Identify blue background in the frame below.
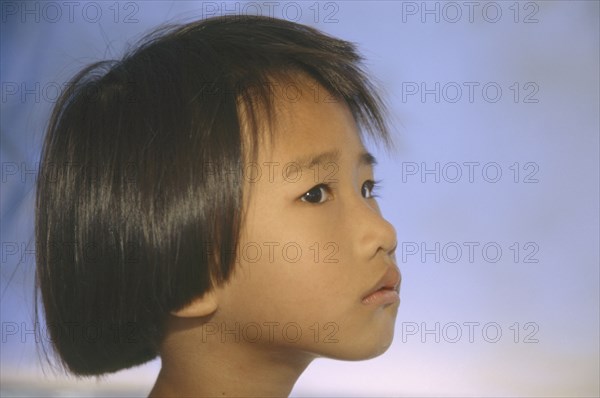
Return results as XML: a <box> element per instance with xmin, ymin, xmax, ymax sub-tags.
<box><xmin>1</xmin><ymin>1</ymin><xmax>598</xmax><ymax>396</ymax></box>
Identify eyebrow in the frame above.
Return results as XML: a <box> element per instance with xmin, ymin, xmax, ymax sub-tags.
<box><xmin>291</xmin><ymin>149</ymin><xmax>377</xmax><ymax>171</ymax></box>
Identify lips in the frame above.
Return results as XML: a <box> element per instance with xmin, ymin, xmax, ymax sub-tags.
<box><xmin>361</xmin><ymin>266</ymin><xmax>401</xmax><ymax>305</ymax></box>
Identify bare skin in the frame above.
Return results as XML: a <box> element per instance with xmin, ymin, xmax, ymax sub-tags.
<box><xmin>149</xmin><ymin>77</ymin><xmax>400</xmax><ymax>397</ymax></box>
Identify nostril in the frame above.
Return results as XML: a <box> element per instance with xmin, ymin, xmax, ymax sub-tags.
<box><xmin>390</xmin><ymin>240</ymin><xmax>398</xmax><ymax>256</ymax></box>
<box><xmin>386</xmin><ymin>240</ymin><xmax>398</xmax><ymax>261</ymax></box>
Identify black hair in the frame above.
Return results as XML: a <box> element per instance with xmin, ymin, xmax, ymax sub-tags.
<box><xmin>35</xmin><ymin>14</ymin><xmax>393</xmax><ymax>376</ymax></box>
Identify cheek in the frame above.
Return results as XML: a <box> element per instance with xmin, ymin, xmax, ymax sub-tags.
<box><xmin>219</xmin><ymin>257</ymin><xmax>398</xmax><ymax>360</ymax></box>
<box><xmin>214</xmin><ymin>211</ymin><xmax>399</xmax><ymax>360</ymax></box>
<box><xmin>221</xmin><ymin>216</ymin><xmax>353</xmax><ymax>320</ymax></box>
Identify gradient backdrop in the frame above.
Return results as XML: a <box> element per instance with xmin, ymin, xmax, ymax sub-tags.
<box><xmin>1</xmin><ymin>1</ymin><xmax>598</xmax><ymax>396</ymax></box>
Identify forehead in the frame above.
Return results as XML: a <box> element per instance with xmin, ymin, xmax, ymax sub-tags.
<box><xmin>258</xmin><ymin>76</ymin><xmax>367</xmax><ymax>163</ymax></box>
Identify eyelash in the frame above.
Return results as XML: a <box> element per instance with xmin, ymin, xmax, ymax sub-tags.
<box><xmin>365</xmin><ymin>179</ymin><xmax>382</xmax><ymax>199</ymax></box>
<box><xmin>300</xmin><ymin>179</ymin><xmax>382</xmax><ymax>204</ymax></box>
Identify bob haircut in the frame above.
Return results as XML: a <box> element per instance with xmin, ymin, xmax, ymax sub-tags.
<box><xmin>35</xmin><ymin>14</ymin><xmax>392</xmax><ymax>376</ymax></box>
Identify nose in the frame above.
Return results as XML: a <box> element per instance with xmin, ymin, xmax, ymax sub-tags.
<box><xmin>350</xmin><ymin>198</ymin><xmax>398</xmax><ymax>262</ymax></box>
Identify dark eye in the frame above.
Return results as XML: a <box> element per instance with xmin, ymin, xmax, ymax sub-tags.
<box><xmin>362</xmin><ymin>180</ymin><xmax>381</xmax><ymax>199</ymax></box>
<box><xmin>300</xmin><ymin>184</ymin><xmax>331</xmax><ymax>204</ymax></box>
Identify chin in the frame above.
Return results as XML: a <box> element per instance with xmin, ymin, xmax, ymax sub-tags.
<box><xmin>314</xmin><ymin>310</ymin><xmax>399</xmax><ymax>361</ymax></box>
<box><xmin>320</xmin><ymin>334</ymin><xmax>396</xmax><ymax>361</ymax></box>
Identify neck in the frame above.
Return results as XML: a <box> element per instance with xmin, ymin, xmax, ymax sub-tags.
<box><xmin>148</xmin><ymin>324</ymin><xmax>315</xmax><ymax>397</ymax></box>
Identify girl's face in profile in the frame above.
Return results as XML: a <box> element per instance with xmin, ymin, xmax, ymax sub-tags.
<box><xmin>209</xmin><ymin>78</ymin><xmax>400</xmax><ymax>361</ymax></box>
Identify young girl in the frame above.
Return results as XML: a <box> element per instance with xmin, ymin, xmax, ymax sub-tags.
<box><xmin>35</xmin><ymin>14</ymin><xmax>401</xmax><ymax>396</ymax></box>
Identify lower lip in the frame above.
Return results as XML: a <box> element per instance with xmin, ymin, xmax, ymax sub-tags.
<box><xmin>361</xmin><ymin>288</ymin><xmax>400</xmax><ymax>306</ymax></box>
